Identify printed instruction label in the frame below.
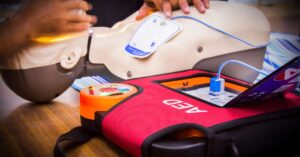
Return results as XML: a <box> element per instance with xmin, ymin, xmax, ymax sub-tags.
<box><xmin>124</xmin><ymin>13</ymin><xmax>182</xmax><ymax>58</ymax></box>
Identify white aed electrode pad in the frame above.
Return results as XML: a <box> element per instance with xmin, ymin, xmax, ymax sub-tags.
<box><xmin>123</xmin><ymin>14</ymin><xmax>182</xmax><ymax>58</ymax></box>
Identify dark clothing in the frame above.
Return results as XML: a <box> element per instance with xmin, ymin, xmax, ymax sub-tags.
<box><xmin>88</xmin><ymin>0</ymin><xmax>143</xmax><ymax>27</ymax></box>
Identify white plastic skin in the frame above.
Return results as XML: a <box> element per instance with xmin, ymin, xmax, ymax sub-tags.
<box><xmin>89</xmin><ymin>1</ymin><xmax>270</xmax><ymax>79</ymax></box>
<box><xmin>0</xmin><ymin>31</ymin><xmax>90</xmax><ymax>70</ymax></box>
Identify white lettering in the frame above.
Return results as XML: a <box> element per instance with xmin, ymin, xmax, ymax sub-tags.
<box><xmin>186</xmin><ymin>107</ymin><xmax>208</xmax><ymax>113</ymax></box>
<box><xmin>163</xmin><ymin>99</ymin><xmax>183</xmax><ymax>105</ymax></box>
<box><xmin>163</xmin><ymin>99</ymin><xmax>208</xmax><ymax>114</ymax></box>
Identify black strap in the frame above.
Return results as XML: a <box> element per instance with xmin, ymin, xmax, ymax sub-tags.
<box><xmin>228</xmin><ymin>142</ymin><xmax>241</xmax><ymax>157</ymax></box>
<box><xmin>54</xmin><ymin>126</ymin><xmax>98</xmax><ymax>157</ymax></box>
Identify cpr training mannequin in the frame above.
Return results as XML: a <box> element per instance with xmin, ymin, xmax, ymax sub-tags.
<box><xmin>0</xmin><ymin>1</ymin><xmax>270</xmax><ymax>102</ymax></box>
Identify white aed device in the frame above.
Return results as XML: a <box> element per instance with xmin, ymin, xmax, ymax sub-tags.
<box><xmin>123</xmin><ymin>14</ymin><xmax>182</xmax><ymax>58</ymax></box>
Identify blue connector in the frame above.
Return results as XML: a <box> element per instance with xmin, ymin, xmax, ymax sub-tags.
<box><xmin>209</xmin><ymin>77</ymin><xmax>225</xmax><ymax>96</ymax></box>
<box><xmin>209</xmin><ymin>60</ymin><xmax>269</xmax><ymax>96</ymax></box>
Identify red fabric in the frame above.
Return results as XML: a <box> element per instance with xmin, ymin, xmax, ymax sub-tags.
<box><xmin>101</xmin><ymin>70</ymin><xmax>300</xmax><ymax>157</ymax></box>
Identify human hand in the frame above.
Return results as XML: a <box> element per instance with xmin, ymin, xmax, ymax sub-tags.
<box><xmin>14</xmin><ymin>0</ymin><xmax>97</xmax><ymax>38</ymax></box>
<box><xmin>136</xmin><ymin>0</ymin><xmax>210</xmax><ymax>20</ymax></box>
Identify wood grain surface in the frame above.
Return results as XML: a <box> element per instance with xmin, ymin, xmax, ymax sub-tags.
<box><xmin>0</xmin><ymin>78</ymin><xmax>130</xmax><ymax>157</ymax></box>
<box><xmin>0</xmin><ymin>1</ymin><xmax>299</xmax><ymax>157</ymax></box>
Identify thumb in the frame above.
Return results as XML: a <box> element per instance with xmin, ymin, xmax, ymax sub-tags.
<box><xmin>136</xmin><ymin>3</ymin><xmax>153</xmax><ymax>21</ymax></box>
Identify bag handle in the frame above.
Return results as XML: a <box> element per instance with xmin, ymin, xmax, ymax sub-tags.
<box><xmin>54</xmin><ymin>126</ymin><xmax>98</xmax><ymax>157</ymax></box>
<box><xmin>228</xmin><ymin>142</ymin><xmax>241</xmax><ymax>157</ymax></box>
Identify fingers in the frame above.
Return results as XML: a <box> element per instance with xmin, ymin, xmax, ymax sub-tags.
<box><xmin>178</xmin><ymin>0</ymin><xmax>190</xmax><ymax>14</ymax></box>
<box><xmin>169</xmin><ymin>0</ymin><xmax>178</xmax><ymax>8</ymax></box>
<box><xmin>65</xmin><ymin>0</ymin><xmax>92</xmax><ymax>11</ymax></box>
<box><xmin>50</xmin><ymin>21</ymin><xmax>92</xmax><ymax>35</ymax></box>
<box><xmin>136</xmin><ymin>3</ymin><xmax>153</xmax><ymax>20</ymax></box>
<box><xmin>151</xmin><ymin>0</ymin><xmax>209</xmax><ymax>18</ymax></box>
<box><xmin>63</xmin><ymin>22</ymin><xmax>92</xmax><ymax>33</ymax></box>
<box><xmin>63</xmin><ymin>0</ymin><xmax>97</xmax><ymax>30</ymax></box>
<box><xmin>162</xmin><ymin>0</ymin><xmax>172</xmax><ymax>17</ymax></box>
<box><xmin>41</xmin><ymin>18</ymin><xmax>95</xmax><ymax>36</ymax></box>
<box><xmin>203</xmin><ymin>0</ymin><xmax>210</xmax><ymax>9</ymax></box>
<box><xmin>193</xmin><ymin>0</ymin><xmax>206</xmax><ymax>13</ymax></box>
<box><xmin>69</xmin><ymin>14</ymin><xmax>97</xmax><ymax>23</ymax></box>
<box><xmin>21</xmin><ymin>0</ymin><xmax>97</xmax><ymax>38</ymax></box>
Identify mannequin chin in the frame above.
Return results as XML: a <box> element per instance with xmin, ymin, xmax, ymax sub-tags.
<box><xmin>0</xmin><ymin>1</ymin><xmax>270</xmax><ymax>102</ymax></box>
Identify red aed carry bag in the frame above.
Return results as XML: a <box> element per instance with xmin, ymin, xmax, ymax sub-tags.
<box><xmin>54</xmin><ymin>69</ymin><xmax>300</xmax><ymax>157</ymax></box>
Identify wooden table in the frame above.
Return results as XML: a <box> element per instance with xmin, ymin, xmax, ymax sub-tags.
<box><xmin>0</xmin><ymin>77</ymin><xmax>130</xmax><ymax>157</ymax></box>
<box><xmin>0</xmin><ymin>1</ymin><xmax>299</xmax><ymax>157</ymax></box>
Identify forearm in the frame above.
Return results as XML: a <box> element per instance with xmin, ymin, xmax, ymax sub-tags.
<box><xmin>0</xmin><ymin>15</ymin><xmax>34</xmax><ymax>57</ymax></box>
<box><xmin>0</xmin><ymin>0</ymin><xmax>97</xmax><ymax>58</ymax></box>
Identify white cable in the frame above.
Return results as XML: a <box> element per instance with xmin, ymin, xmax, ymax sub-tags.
<box><xmin>171</xmin><ymin>16</ymin><xmax>270</xmax><ymax>48</ymax></box>
<box><xmin>217</xmin><ymin>60</ymin><xmax>269</xmax><ymax>78</ymax></box>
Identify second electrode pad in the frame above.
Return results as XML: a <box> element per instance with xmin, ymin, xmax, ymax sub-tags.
<box><xmin>123</xmin><ymin>13</ymin><xmax>182</xmax><ymax>58</ymax></box>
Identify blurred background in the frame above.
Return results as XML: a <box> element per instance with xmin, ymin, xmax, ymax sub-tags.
<box><xmin>0</xmin><ymin>0</ymin><xmax>299</xmax><ymax>33</ymax></box>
